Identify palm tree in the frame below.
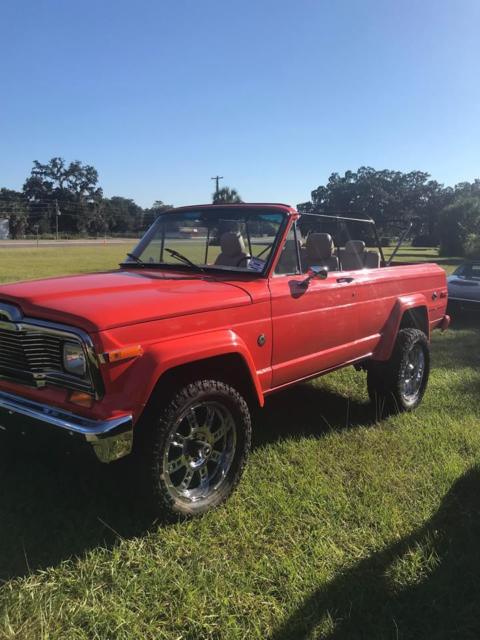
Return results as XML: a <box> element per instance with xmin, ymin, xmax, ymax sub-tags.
<box><xmin>212</xmin><ymin>186</ymin><xmax>243</xmax><ymax>204</ymax></box>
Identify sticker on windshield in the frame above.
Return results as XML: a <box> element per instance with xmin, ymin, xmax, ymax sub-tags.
<box><xmin>248</xmin><ymin>257</ymin><xmax>266</xmax><ymax>272</ymax></box>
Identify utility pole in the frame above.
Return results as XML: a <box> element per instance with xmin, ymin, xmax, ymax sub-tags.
<box><xmin>211</xmin><ymin>175</ymin><xmax>223</xmax><ymax>195</ymax></box>
<box><xmin>55</xmin><ymin>199</ymin><xmax>61</xmax><ymax>241</ymax></box>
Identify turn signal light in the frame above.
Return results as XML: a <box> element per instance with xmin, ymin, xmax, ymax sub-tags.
<box><xmin>101</xmin><ymin>345</ymin><xmax>144</xmax><ymax>364</ymax></box>
<box><xmin>69</xmin><ymin>391</ymin><xmax>94</xmax><ymax>408</ymax></box>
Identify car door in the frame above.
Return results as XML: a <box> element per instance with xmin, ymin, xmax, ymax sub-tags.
<box><xmin>268</xmin><ymin>223</ymin><xmax>365</xmax><ymax>388</ymax></box>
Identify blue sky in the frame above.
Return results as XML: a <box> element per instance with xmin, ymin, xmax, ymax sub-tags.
<box><xmin>1</xmin><ymin>0</ymin><xmax>479</xmax><ymax>208</ymax></box>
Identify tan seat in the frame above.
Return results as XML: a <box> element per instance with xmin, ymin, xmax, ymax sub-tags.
<box><xmin>276</xmin><ymin>239</ymin><xmax>301</xmax><ymax>274</ymax></box>
<box><xmin>364</xmin><ymin>250</ymin><xmax>380</xmax><ymax>268</ymax></box>
<box><xmin>341</xmin><ymin>240</ymin><xmax>366</xmax><ymax>270</ymax></box>
<box><xmin>215</xmin><ymin>232</ymin><xmax>249</xmax><ymax>267</ymax></box>
<box><xmin>305</xmin><ymin>233</ymin><xmax>339</xmax><ymax>271</ymax></box>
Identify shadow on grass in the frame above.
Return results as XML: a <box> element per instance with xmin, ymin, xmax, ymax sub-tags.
<box><xmin>447</xmin><ymin>305</ymin><xmax>480</xmax><ymax>329</ymax></box>
<box><xmin>269</xmin><ymin>466</ymin><xmax>480</xmax><ymax>640</ymax></box>
<box><xmin>0</xmin><ymin>433</ymin><xmax>156</xmax><ymax>583</ymax></box>
<box><xmin>434</xmin><ymin>257</ymin><xmax>463</xmax><ymax>266</ymax></box>
<box><xmin>253</xmin><ymin>383</ymin><xmax>373</xmax><ymax>449</ymax></box>
<box><xmin>0</xmin><ymin>383</ymin><xmax>373</xmax><ymax>582</ymax></box>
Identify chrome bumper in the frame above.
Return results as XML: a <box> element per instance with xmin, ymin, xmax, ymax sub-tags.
<box><xmin>0</xmin><ymin>390</ymin><xmax>133</xmax><ymax>463</ymax></box>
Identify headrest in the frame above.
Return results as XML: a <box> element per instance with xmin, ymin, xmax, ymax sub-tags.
<box><xmin>220</xmin><ymin>232</ymin><xmax>246</xmax><ymax>257</ymax></box>
<box><xmin>306</xmin><ymin>233</ymin><xmax>334</xmax><ymax>260</ymax></box>
<box><xmin>345</xmin><ymin>240</ymin><xmax>366</xmax><ymax>254</ymax></box>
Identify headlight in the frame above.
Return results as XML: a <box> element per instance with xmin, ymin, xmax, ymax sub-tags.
<box><xmin>63</xmin><ymin>342</ymin><xmax>87</xmax><ymax>377</ymax></box>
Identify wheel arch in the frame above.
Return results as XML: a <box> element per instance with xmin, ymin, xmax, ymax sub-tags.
<box><xmin>132</xmin><ymin>350</ymin><xmax>262</xmax><ymax>448</ymax></box>
<box><xmin>399</xmin><ymin>306</ymin><xmax>429</xmax><ymax>336</ymax></box>
<box><xmin>373</xmin><ymin>295</ymin><xmax>430</xmax><ymax>362</ymax></box>
<box><xmin>150</xmin><ymin>352</ymin><xmax>262</xmax><ymax>408</ymax></box>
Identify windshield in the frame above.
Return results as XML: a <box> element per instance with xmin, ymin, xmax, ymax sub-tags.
<box><xmin>126</xmin><ymin>208</ymin><xmax>286</xmax><ymax>274</ymax></box>
<box><xmin>453</xmin><ymin>263</ymin><xmax>480</xmax><ymax>280</ymax></box>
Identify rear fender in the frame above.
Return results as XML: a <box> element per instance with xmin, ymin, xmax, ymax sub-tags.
<box><xmin>373</xmin><ymin>295</ymin><xmax>429</xmax><ymax>361</ymax></box>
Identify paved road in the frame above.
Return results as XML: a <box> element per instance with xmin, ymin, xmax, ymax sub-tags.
<box><xmin>0</xmin><ymin>238</ymin><xmax>139</xmax><ymax>248</ymax></box>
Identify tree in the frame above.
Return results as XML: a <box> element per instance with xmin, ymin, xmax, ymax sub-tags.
<box><xmin>298</xmin><ymin>167</ymin><xmax>450</xmax><ymax>239</ymax></box>
<box><xmin>438</xmin><ymin>196</ymin><xmax>480</xmax><ymax>256</ymax></box>
<box><xmin>212</xmin><ymin>187</ymin><xmax>242</xmax><ymax>204</ymax></box>
<box><xmin>0</xmin><ymin>189</ymin><xmax>28</xmax><ymax>238</ymax></box>
<box><xmin>100</xmin><ymin>197</ymin><xmax>143</xmax><ymax>235</ymax></box>
<box><xmin>24</xmin><ymin>157</ymin><xmax>102</xmax><ymax>200</ymax></box>
<box><xmin>142</xmin><ymin>200</ymin><xmax>172</xmax><ymax>229</ymax></box>
<box><xmin>23</xmin><ymin>157</ymin><xmax>103</xmax><ymax>234</ymax></box>
<box><xmin>2</xmin><ymin>158</ymin><xmax>175</xmax><ymax>236</ymax></box>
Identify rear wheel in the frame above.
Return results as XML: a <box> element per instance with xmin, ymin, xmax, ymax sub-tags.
<box><xmin>144</xmin><ymin>379</ymin><xmax>251</xmax><ymax>518</ymax></box>
<box><xmin>367</xmin><ymin>328</ymin><xmax>430</xmax><ymax>414</ymax></box>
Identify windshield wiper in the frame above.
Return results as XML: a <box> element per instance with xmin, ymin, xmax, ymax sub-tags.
<box><xmin>126</xmin><ymin>252</ymin><xmax>146</xmax><ymax>265</ymax></box>
<box><xmin>164</xmin><ymin>247</ymin><xmax>204</xmax><ymax>272</ymax></box>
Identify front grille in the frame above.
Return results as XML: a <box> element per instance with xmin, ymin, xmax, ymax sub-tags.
<box><xmin>0</xmin><ymin>328</ymin><xmax>63</xmax><ymax>372</ymax></box>
<box><xmin>0</xmin><ymin>324</ymin><xmax>94</xmax><ymax>394</ymax></box>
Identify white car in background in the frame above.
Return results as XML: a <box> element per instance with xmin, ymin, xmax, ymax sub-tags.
<box><xmin>447</xmin><ymin>261</ymin><xmax>480</xmax><ymax>308</ymax></box>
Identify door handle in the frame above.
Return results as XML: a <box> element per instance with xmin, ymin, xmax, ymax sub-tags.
<box><xmin>336</xmin><ymin>277</ymin><xmax>354</xmax><ymax>283</ymax></box>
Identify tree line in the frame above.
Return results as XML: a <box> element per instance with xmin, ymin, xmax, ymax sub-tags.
<box><xmin>0</xmin><ymin>158</ymin><xmax>172</xmax><ymax>238</ymax></box>
<box><xmin>298</xmin><ymin>167</ymin><xmax>480</xmax><ymax>257</ymax></box>
<box><xmin>1</xmin><ymin>159</ymin><xmax>479</xmax><ymax>257</ymax></box>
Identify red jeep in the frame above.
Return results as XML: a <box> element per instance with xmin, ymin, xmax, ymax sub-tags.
<box><xmin>0</xmin><ymin>204</ymin><xmax>449</xmax><ymax>516</ymax></box>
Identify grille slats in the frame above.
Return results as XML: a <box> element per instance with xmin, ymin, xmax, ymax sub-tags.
<box><xmin>0</xmin><ymin>324</ymin><xmax>93</xmax><ymax>394</ymax></box>
<box><xmin>0</xmin><ymin>330</ymin><xmax>61</xmax><ymax>371</ymax></box>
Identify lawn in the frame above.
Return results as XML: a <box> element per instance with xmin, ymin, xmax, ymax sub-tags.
<box><xmin>0</xmin><ymin>243</ymin><xmax>134</xmax><ymax>283</ymax></box>
<box><xmin>0</xmin><ymin>245</ymin><xmax>478</xmax><ymax>639</ymax></box>
<box><xmin>0</xmin><ymin>242</ymin><xmax>461</xmax><ymax>284</ymax></box>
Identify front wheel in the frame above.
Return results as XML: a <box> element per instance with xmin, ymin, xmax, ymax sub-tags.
<box><xmin>367</xmin><ymin>328</ymin><xmax>430</xmax><ymax>414</ymax></box>
<box><xmin>145</xmin><ymin>380</ymin><xmax>251</xmax><ymax>518</ymax></box>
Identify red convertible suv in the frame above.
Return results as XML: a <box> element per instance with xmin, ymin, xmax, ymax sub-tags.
<box><xmin>0</xmin><ymin>204</ymin><xmax>449</xmax><ymax>516</ymax></box>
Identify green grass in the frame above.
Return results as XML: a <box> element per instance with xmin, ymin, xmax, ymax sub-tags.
<box><xmin>0</xmin><ymin>244</ymin><xmax>133</xmax><ymax>283</ymax></box>
<box><xmin>383</xmin><ymin>245</ymin><xmax>461</xmax><ymax>275</ymax></box>
<box><xmin>0</xmin><ymin>243</ymin><xmax>460</xmax><ymax>285</ymax></box>
<box><xmin>0</xmin><ymin>246</ymin><xmax>478</xmax><ymax>639</ymax></box>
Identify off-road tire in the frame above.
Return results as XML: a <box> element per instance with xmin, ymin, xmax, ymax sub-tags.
<box><xmin>142</xmin><ymin>379</ymin><xmax>251</xmax><ymax>518</ymax></box>
<box><xmin>367</xmin><ymin>328</ymin><xmax>430</xmax><ymax>415</ymax></box>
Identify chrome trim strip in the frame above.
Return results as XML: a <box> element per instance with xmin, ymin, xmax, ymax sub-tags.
<box><xmin>0</xmin><ymin>302</ymin><xmax>23</xmax><ymax>322</ymax></box>
<box><xmin>0</xmin><ymin>390</ymin><xmax>132</xmax><ymax>463</ymax></box>
<box><xmin>449</xmin><ymin>297</ymin><xmax>480</xmax><ymax>304</ymax></box>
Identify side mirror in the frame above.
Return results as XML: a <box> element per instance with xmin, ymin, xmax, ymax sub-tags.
<box><xmin>300</xmin><ymin>265</ymin><xmax>329</xmax><ymax>287</ymax></box>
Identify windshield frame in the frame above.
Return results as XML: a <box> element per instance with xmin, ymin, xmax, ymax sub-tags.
<box><xmin>121</xmin><ymin>206</ymin><xmax>290</xmax><ymax>277</ymax></box>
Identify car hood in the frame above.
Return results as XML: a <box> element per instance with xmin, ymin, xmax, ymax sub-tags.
<box><xmin>0</xmin><ymin>270</ymin><xmax>252</xmax><ymax>333</ymax></box>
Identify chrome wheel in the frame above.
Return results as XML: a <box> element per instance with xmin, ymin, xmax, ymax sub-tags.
<box><xmin>162</xmin><ymin>401</ymin><xmax>237</xmax><ymax>504</ymax></box>
<box><xmin>401</xmin><ymin>344</ymin><xmax>425</xmax><ymax>403</ymax></box>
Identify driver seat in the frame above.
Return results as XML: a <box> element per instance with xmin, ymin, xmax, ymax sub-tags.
<box><xmin>215</xmin><ymin>232</ymin><xmax>249</xmax><ymax>267</ymax></box>
<box><xmin>305</xmin><ymin>233</ymin><xmax>339</xmax><ymax>271</ymax></box>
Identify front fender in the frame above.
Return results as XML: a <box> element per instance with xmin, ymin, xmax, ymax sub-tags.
<box><xmin>103</xmin><ymin>329</ymin><xmax>264</xmax><ymax>422</ymax></box>
<box><xmin>137</xmin><ymin>329</ymin><xmax>265</xmax><ymax>413</ymax></box>
<box><xmin>373</xmin><ymin>294</ymin><xmax>429</xmax><ymax>361</ymax></box>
